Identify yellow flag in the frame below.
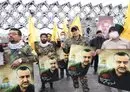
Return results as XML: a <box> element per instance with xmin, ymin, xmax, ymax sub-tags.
<box><xmin>63</xmin><ymin>19</ymin><xmax>68</xmax><ymax>33</ymax></box>
<box><xmin>51</xmin><ymin>22</ymin><xmax>59</xmax><ymax>42</ymax></box>
<box><xmin>28</xmin><ymin>16</ymin><xmax>37</xmax><ymax>51</ymax></box>
<box><xmin>63</xmin><ymin>19</ymin><xmax>71</xmax><ymax>38</ymax></box>
<box><xmin>120</xmin><ymin>3</ymin><xmax>130</xmax><ymax>41</ymax></box>
<box><xmin>70</xmin><ymin>16</ymin><xmax>82</xmax><ymax>36</ymax></box>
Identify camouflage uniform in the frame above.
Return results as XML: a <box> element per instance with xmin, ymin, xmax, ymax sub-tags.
<box><xmin>63</xmin><ymin>35</ymin><xmax>89</xmax><ymax>54</ymax></box>
<box><xmin>35</xmin><ymin>42</ymin><xmax>56</xmax><ymax>56</ymax></box>
<box><xmin>62</xmin><ymin>35</ymin><xmax>90</xmax><ymax>92</ymax></box>
<box><xmin>35</xmin><ymin>41</ymin><xmax>58</xmax><ymax>90</ymax></box>
<box><xmin>4</xmin><ymin>43</ymin><xmax>38</xmax><ymax>65</ymax></box>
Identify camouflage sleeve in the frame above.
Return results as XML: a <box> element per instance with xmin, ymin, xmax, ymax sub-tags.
<box><xmin>20</xmin><ymin>45</ymin><xmax>38</xmax><ymax>63</ymax></box>
<box><xmin>47</xmin><ymin>44</ymin><xmax>60</xmax><ymax>60</ymax></box>
<box><xmin>35</xmin><ymin>42</ymin><xmax>43</xmax><ymax>55</ymax></box>
<box><xmin>49</xmin><ymin>44</ymin><xmax>56</xmax><ymax>53</ymax></box>
<box><xmin>3</xmin><ymin>49</ymin><xmax>10</xmax><ymax>64</ymax></box>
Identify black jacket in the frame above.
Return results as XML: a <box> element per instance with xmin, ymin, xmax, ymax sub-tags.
<box><xmin>5</xmin><ymin>84</ymin><xmax>34</xmax><ymax>92</ymax></box>
<box><xmin>98</xmin><ymin>69</ymin><xmax>130</xmax><ymax>91</ymax></box>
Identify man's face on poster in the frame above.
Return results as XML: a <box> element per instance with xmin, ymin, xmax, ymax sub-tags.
<box><xmin>17</xmin><ymin>69</ymin><xmax>31</xmax><ymax>89</ymax></box>
<box><xmin>98</xmin><ymin>19</ymin><xmax>112</xmax><ymax>37</ymax></box>
<box><xmin>114</xmin><ymin>55</ymin><xmax>130</xmax><ymax>76</ymax></box>
<box><xmin>82</xmin><ymin>51</ymin><xmax>92</xmax><ymax>66</ymax></box>
<box><xmin>49</xmin><ymin>59</ymin><xmax>57</xmax><ymax>71</ymax></box>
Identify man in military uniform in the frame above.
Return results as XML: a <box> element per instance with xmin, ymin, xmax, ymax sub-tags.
<box><xmin>99</xmin><ymin>52</ymin><xmax>130</xmax><ymax>91</ymax></box>
<box><xmin>5</xmin><ymin>66</ymin><xmax>34</xmax><ymax>92</ymax></box>
<box><xmin>35</xmin><ymin>33</ymin><xmax>56</xmax><ymax>56</ymax></box>
<box><xmin>4</xmin><ymin>28</ymin><xmax>38</xmax><ymax>69</ymax></box>
<box><xmin>61</xmin><ymin>26</ymin><xmax>89</xmax><ymax>54</ymax></box>
<box><xmin>61</xmin><ymin>26</ymin><xmax>90</xmax><ymax>91</ymax></box>
<box><xmin>35</xmin><ymin>33</ymin><xmax>57</xmax><ymax>90</ymax></box>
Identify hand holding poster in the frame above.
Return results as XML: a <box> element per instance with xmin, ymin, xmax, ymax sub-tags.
<box><xmin>39</xmin><ymin>56</ymin><xmax>59</xmax><ymax>82</ymax></box>
<box><xmin>68</xmin><ymin>45</ymin><xmax>93</xmax><ymax>77</ymax></box>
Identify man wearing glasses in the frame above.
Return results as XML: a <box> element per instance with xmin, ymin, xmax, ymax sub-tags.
<box><xmin>4</xmin><ymin>28</ymin><xmax>38</xmax><ymax>68</ymax></box>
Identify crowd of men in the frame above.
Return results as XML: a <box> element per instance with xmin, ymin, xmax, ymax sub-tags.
<box><xmin>0</xmin><ymin>23</ymin><xmax>130</xmax><ymax>92</ymax></box>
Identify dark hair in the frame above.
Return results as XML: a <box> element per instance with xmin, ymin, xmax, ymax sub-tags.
<box><xmin>71</xmin><ymin>26</ymin><xmax>79</xmax><ymax>32</ymax></box>
<box><xmin>114</xmin><ymin>52</ymin><xmax>130</xmax><ymax>58</ymax></box>
<box><xmin>83</xmin><ymin>48</ymin><xmax>91</xmax><ymax>52</ymax></box>
<box><xmin>96</xmin><ymin>30</ymin><xmax>102</xmax><ymax>34</ymax></box>
<box><xmin>40</xmin><ymin>33</ymin><xmax>47</xmax><ymax>38</ymax></box>
<box><xmin>48</xmin><ymin>54</ymin><xmax>57</xmax><ymax>60</ymax></box>
<box><xmin>0</xmin><ymin>45</ymin><xmax>4</xmax><ymax>52</ymax></box>
<box><xmin>47</xmin><ymin>33</ymin><xmax>52</xmax><ymax>36</ymax></box>
<box><xmin>17</xmin><ymin>66</ymin><xmax>31</xmax><ymax>73</ymax></box>
<box><xmin>10</xmin><ymin>28</ymin><xmax>22</xmax><ymax>36</ymax></box>
<box><xmin>60</xmin><ymin>31</ymin><xmax>65</xmax><ymax>34</ymax></box>
<box><xmin>108</xmin><ymin>26</ymin><xmax>117</xmax><ymax>33</ymax></box>
<box><xmin>108</xmin><ymin>24</ymin><xmax>124</xmax><ymax>35</ymax></box>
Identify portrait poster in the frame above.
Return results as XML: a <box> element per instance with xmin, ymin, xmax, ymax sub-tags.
<box><xmin>98</xmin><ymin>49</ymin><xmax>130</xmax><ymax>91</ymax></box>
<box><xmin>39</xmin><ymin>55</ymin><xmax>59</xmax><ymax>82</ymax></box>
<box><xmin>97</xmin><ymin>16</ymin><xmax>113</xmax><ymax>38</ymax></box>
<box><xmin>0</xmin><ymin>63</ymin><xmax>34</xmax><ymax>92</ymax></box>
<box><xmin>68</xmin><ymin>45</ymin><xmax>92</xmax><ymax>77</ymax></box>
